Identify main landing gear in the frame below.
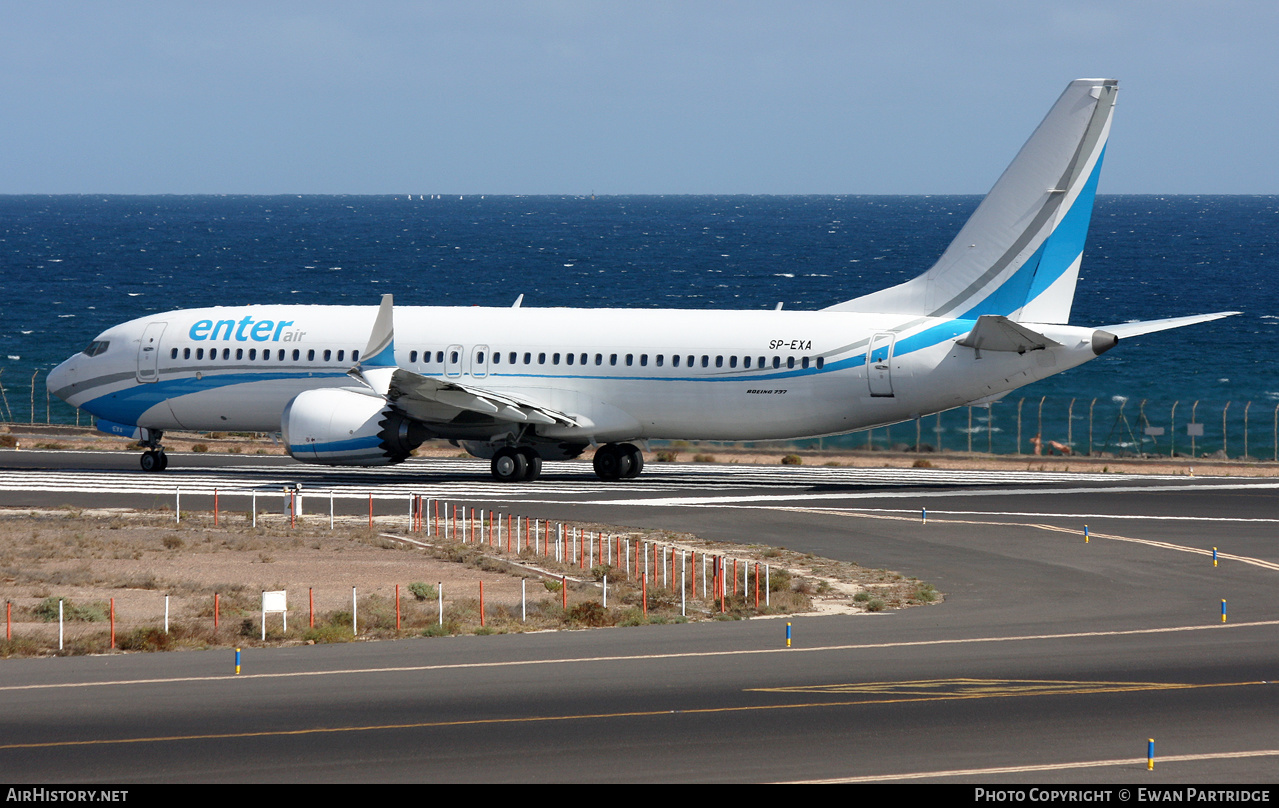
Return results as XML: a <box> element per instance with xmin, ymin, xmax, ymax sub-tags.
<box><xmin>139</xmin><ymin>430</ymin><xmax>168</xmax><ymax>472</ymax></box>
<box><xmin>593</xmin><ymin>443</ymin><xmax>644</xmax><ymax>482</ymax></box>
<box><xmin>489</xmin><ymin>446</ymin><xmax>543</xmax><ymax>482</ymax></box>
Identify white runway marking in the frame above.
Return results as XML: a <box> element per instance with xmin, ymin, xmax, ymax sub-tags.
<box><xmin>0</xmin><ymin>458</ymin><xmax>1218</xmax><ymax>504</ymax></box>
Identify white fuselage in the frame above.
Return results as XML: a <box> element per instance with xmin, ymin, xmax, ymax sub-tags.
<box><xmin>48</xmin><ymin>303</ymin><xmax>1105</xmax><ymax>445</ymax></box>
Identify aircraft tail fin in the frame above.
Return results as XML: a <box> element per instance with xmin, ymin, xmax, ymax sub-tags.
<box><xmin>825</xmin><ymin>79</ymin><xmax>1118</xmax><ymax>324</ymax></box>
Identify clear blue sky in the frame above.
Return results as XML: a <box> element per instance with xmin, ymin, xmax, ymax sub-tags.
<box><xmin>3</xmin><ymin>1</ymin><xmax>1275</xmax><ymax>194</ymax></box>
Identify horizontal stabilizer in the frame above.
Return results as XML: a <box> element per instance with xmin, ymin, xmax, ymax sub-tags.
<box><xmin>1099</xmin><ymin>311</ymin><xmax>1240</xmax><ymax>339</ymax></box>
<box><xmin>956</xmin><ymin>315</ymin><xmax>1061</xmax><ymax>353</ymax></box>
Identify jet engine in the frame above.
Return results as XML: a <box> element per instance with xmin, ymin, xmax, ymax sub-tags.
<box><xmin>281</xmin><ymin>388</ymin><xmax>429</xmax><ymax>466</ymax></box>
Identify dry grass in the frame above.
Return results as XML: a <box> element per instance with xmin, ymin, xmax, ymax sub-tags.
<box><xmin>0</xmin><ymin>507</ymin><xmax>938</xmax><ymax>656</ymax></box>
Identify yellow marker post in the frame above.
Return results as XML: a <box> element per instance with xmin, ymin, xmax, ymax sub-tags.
<box><xmin>1213</xmin><ymin>547</ymin><xmax>1218</xmax><ymax>567</ymax></box>
<box><xmin>1148</xmin><ymin>738</ymin><xmax>1154</xmax><ymax>770</ymax></box>
<box><xmin>1084</xmin><ymin>525</ymin><xmax>1089</xmax><ymax>544</ymax></box>
<box><xmin>1222</xmin><ymin>600</ymin><xmax>1227</xmax><ymax>623</ymax></box>
<box><xmin>786</xmin><ymin>622</ymin><xmax>791</xmax><ymax>648</ymax></box>
<box><xmin>235</xmin><ymin>647</ymin><xmax>241</xmax><ymax>675</ymax></box>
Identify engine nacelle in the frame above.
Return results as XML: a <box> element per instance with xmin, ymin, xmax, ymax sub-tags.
<box><xmin>281</xmin><ymin>388</ymin><xmax>428</xmax><ymax>466</ymax></box>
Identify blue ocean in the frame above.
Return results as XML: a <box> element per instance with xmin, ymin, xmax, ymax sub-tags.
<box><xmin>2</xmin><ymin>195</ymin><xmax>1275</xmax><ymax>456</ymax></box>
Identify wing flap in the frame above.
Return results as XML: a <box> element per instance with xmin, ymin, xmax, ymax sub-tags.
<box><xmin>387</xmin><ymin>369</ymin><xmax>580</xmax><ymax>427</ymax></box>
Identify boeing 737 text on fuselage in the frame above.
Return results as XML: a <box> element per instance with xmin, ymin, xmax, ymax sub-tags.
<box><xmin>47</xmin><ymin>80</ymin><xmax>1236</xmax><ymax>482</ymax></box>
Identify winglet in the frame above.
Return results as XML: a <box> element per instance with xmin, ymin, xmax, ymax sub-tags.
<box><xmin>362</xmin><ymin>294</ymin><xmax>397</xmax><ymax>368</ymax></box>
<box><xmin>348</xmin><ymin>294</ymin><xmax>398</xmax><ymax>396</ymax></box>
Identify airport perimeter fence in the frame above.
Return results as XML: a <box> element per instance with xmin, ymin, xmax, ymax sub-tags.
<box><xmin>5</xmin><ymin>368</ymin><xmax>1274</xmax><ymax>461</ymax></box>
<box><xmin>2</xmin><ymin>496</ymin><xmax>784</xmax><ymax>655</ymax></box>
<box><xmin>728</xmin><ymin>395</ymin><xmax>1279</xmax><ymax>461</ymax></box>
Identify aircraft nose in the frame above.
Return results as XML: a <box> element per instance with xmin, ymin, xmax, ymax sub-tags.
<box><xmin>46</xmin><ymin>356</ymin><xmax>77</xmax><ymax>401</ymax></box>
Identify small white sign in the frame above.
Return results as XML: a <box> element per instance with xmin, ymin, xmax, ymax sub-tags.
<box><xmin>262</xmin><ymin>590</ymin><xmax>288</xmax><ymax>639</ymax></box>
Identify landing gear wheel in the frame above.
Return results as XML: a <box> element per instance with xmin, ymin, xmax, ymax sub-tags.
<box><xmin>592</xmin><ymin>444</ymin><xmax>633</xmax><ymax>482</ymax></box>
<box><xmin>491</xmin><ymin>447</ymin><xmax>529</xmax><ymax>483</ymax></box>
<box><xmin>156</xmin><ymin>450</ymin><xmax>169</xmax><ymax>471</ymax></box>
<box><xmin>518</xmin><ymin>447</ymin><xmax>543</xmax><ymax>482</ymax></box>
<box><xmin>618</xmin><ymin>443</ymin><xmax>644</xmax><ymax>478</ymax></box>
<box><xmin>140</xmin><ymin>450</ymin><xmax>163</xmax><ymax>472</ymax></box>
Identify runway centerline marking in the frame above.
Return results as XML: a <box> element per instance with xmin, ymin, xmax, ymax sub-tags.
<box><xmin>0</xmin><ymin>678</ymin><xmax>1264</xmax><ymax>752</ymax></box>
<box><xmin>1</xmin><ymin>620</ymin><xmax>1276</xmax><ymax>694</ymax></box>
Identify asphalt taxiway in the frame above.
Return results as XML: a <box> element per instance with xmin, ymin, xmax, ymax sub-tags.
<box><xmin>1</xmin><ymin>450</ymin><xmax>1276</xmax><ymax>782</ymax></box>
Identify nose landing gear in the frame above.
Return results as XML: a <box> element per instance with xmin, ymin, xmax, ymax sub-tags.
<box><xmin>138</xmin><ymin>430</ymin><xmax>168</xmax><ymax>472</ymax></box>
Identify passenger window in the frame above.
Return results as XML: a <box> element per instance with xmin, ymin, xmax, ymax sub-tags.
<box><xmin>196</xmin><ymin>348</ymin><xmax>204</xmax><ymax>360</ymax></box>
<box><xmin>672</xmin><ymin>355</ymin><xmax>681</xmax><ymax>367</ymax></box>
<box><xmin>510</xmin><ymin>352</ymin><xmax>517</xmax><ymax>364</ymax></box>
<box><xmin>183</xmin><ymin>348</ymin><xmax>191</xmax><ymax>360</ymax></box>
<box><xmin>566</xmin><ymin>353</ymin><xmax>574</xmax><ymax>365</ymax></box>
<box><xmin>730</xmin><ymin>356</ymin><xmax>738</xmax><ymax>368</ymax></box>
<box><xmin>801</xmin><ymin>357</ymin><xmax>809</xmax><ymax>369</ymax></box>
<box><xmin>772</xmin><ymin>357</ymin><xmax>780</xmax><ymax>369</ymax></box>
<box><xmin>477</xmin><ymin>351</ymin><xmax>485</xmax><ymax>364</ymax></box>
<box><xmin>626</xmin><ymin>354</ymin><xmax>633</xmax><ymax>367</ymax></box>
<box><xmin>308</xmin><ymin>349</ymin><xmax>315</xmax><ymax>361</ymax></box>
<box><xmin>743</xmin><ymin>356</ymin><xmax>751</xmax><ymax>369</ymax></box>
<box><xmin>610</xmin><ymin>354</ymin><xmax>617</xmax><ymax>366</ymax></box>
<box><xmin>787</xmin><ymin>356</ymin><xmax>795</xmax><ymax>369</ymax></box>
<box><xmin>553</xmin><ymin>353</ymin><xmax>561</xmax><ymax>365</ymax></box>
<box><xmin>640</xmin><ymin>354</ymin><xmax>648</xmax><ymax>367</ymax></box>
<box><xmin>715</xmin><ymin>356</ymin><xmax>723</xmax><ymax>368</ymax></box>
<box><xmin>278</xmin><ymin>349</ymin><xmax>285</xmax><ymax>360</ymax></box>
<box><xmin>410</xmin><ymin>351</ymin><xmax>417</xmax><ymax>363</ymax></box>
<box><xmin>292</xmin><ymin>349</ymin><xmax>300</xmax><ymax>361</ymax></box>
<box><xmin>450</xmin><ymin>351</ymin><xmax>459</xmax><ymax>363</ymax></box>
<box><xmin>701</xmin><ymin>356</ymin><xmax>709</xmax><ymax>368</ymax></box>
<box><xmin>170</xmin><ymin>348</ymin><xmax>178</xmax><ymax>359</ymax></box>
<box><xmin>492</xmin><ymin>352</ymin><xmax>500</xmax><ymax>365</ymax></box>
<box><xmin>436</xmin><ymin>351</ymin><xmax>444</xmax><ymax>363</ymax></box>
<box><xmin>352</xmin><ymin>350</ymin><xmax>359</xmax><ymax>361</ymax></box>
<box><xmin>595</xmin><ymin>354</ymin><xmax>603</xmax><ymax>366</ymax></box>
<box><xmin>656</xmin><ymin>355</ymin><xmax>664</xmax><ymax>367</ymax></box>
<box><xmin>538</xmin><ymin>353</ymin><xmax>546</xmax><ymax>365</ymax></box>
<box><xmin>523</xmin><ymin>352</ymin><xmax>531</xmax><ymax>364</ymax></box>
<box><xmin>249</xmin><ymin>349</ymin><xmax>256</xmax><ymax>360</ymax></box>
<box><xmin>579</xmin><ymin>353</ymin><xmax>587</xmax><ymax>365</ymax></box>
<box><xmin>817</xmin><ymin>357</ymin><xmax>825</xmax><ymax>369</ymax></box>
<box><xmin>234</xmin><ymin>348</ymin><xmax>242</xmax><ymax>360</ymax></box>
<box><xmin>222</xmin><ymin>348</ymin><xmax>230</xmax><ymax>360</ymax></box>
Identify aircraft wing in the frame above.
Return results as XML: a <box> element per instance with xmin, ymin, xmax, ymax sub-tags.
<box><xmin>345</xmin><ymin>293</ymin><xmax>583</xmax><ymax>430</ymax></box>
<box><xmin>385</xmin><ymin>369</ymin><xmax>581</xmax><ymax>427</ymax></box>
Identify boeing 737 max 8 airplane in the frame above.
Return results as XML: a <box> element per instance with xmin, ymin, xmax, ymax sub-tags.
<box><xmin>47</xmin><ymin>79</ymin><xmax>1236</xmax><ymax>482</ymax></box>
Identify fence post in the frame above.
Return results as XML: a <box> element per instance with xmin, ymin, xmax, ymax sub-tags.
<box><xmin>1067</xmin><ymin>398</ymin><xmax>1075</xmax><ymax>453</ymax></box>
<box><xmin>1017</xmin><ymin>398</ymin><xmax>1024</xmax><ymax>454</ymax></box>
<box><xmin>1089</xmin><ymin>398</ymin><xmax>1097</xmax><ymax>456</ymax></box>
<box><xmin>1169</xmin><ymin>401</ymin><xmax>1178</xmax><ymax>458</ymax></box>
<box><xmin>1222</xmin><ymin>402</ymin><xmax>1231</xmax><ymax>458</ymax></box>
<box><xmin>987</xmin><ymin>402</ymin><xmax>994</xmax><ymax>454</ymax></box>
<box><xmin>967</xmin><ymin>406</ymin><xmax>973</xmax><ymax>453</ymax></box>
<box><xmin>935</xmin><ymin>412</ymin><xmax>943</xmax><ymax>452</ymax></box>
<box><xmin>1190</xmin><ymin>400</ymin><xmax>1200</xmax><ymax>458</ymax></box>
<box><xmin>1037</xmin><ymin>396</ymin><xmax>1046</xmax><ymax>446</ymax></box>
<box><xmin>29</xmin><ymin>370</ymin><xmax>37</xmax><ymax>425</ymax></box>
<box><xmin>1244</xmin><ymin>401</ymin><xmax>1251</xmax><ymax>460</ymax></box>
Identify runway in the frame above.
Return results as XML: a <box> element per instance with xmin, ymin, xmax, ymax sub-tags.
<box><xmin>1</xmin><ymin>450</ymin><xmax>1277</xmax><ymax>782</ymax></box>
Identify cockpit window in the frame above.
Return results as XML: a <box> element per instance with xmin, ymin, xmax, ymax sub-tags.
<box><xmin>83</xmin><ymin>340</ymin><xmax>109</xmax><ymax>357</ymax></box>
